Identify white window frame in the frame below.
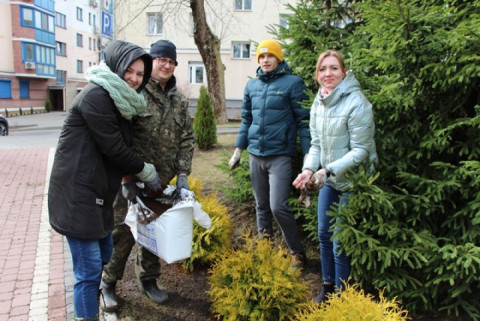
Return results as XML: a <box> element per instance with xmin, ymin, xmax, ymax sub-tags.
<box><xmin>234</xmin><ymin>0</ymin><xmax>252</xmax><ymax>11</ymax></box>
<box><xmin>232</xmin><ymin>42</ymin><xmax>251</xmax><ymax>59</ymax></box>
<box><xmin>188</xmin><ymin>62</ymin><xmax>205</xmax><ymax>84</ymax></box>
<box><xmin>146</xmin><ymin>12</ymin><xmax>163</xmax><ymax>35</ymax></box>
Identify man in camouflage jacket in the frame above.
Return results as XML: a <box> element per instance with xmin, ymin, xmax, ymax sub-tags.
<box><xmin>101</xmin><ymin>40</ymin><xmax>194</xmax><ymax>311</ymax></box>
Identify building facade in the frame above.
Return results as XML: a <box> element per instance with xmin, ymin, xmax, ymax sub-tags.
<box><xmin>114</xmin><ymin>0</ymin><xmax>298</xmax><ymax>119</ymax></box>
<box><xmin>51</xmin><ymin>0</ymin><xmax>112</xmax><ymax>111</ymax></box>
<box><xmin>0</xmin><ymin>0</ymin><xmax>57</xmax><ymax>113</ymax></box>
<box><xmin>0</xmin><ymin>0</ymin><xmax>297</xmax><ymax>117</ymax></box>
<box><xmin>0</xmin><ymin>0</ymin><xmax>109</xmax><ymax>113</ymax></box>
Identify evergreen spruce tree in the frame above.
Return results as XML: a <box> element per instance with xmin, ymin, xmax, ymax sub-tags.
<box><xmin>269</xmin><ymin>0</ymin><xmax>360</xmax><ymax>90</ymax></box>
<box><xmin>275</xmin><ymin>0</ymin><xmax>480</xmax><ymax>318</ymax></box>
<box><xmin>194</xmin><ymin>86</ymin><xmax>217</xmax><ymax>150</ymax></box>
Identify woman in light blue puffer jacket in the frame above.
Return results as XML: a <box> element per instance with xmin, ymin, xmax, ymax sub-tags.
<box><xmin>293</xmin><ymin>49</ymin><xmax>377</xmax><ymax>303</ymax></box>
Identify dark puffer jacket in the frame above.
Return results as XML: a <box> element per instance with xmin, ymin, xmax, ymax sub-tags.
<box><xmin>235</xmin><ymin>61</ymin><xmax>310</xmax><ymax>156</ymax></box>
<box><xmin>48</xmin><ymin>41</ymin><xmax>151</xmax><ymax>240</ymax></box>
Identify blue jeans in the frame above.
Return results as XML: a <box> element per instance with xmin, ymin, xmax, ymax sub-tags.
<box><xmin>67</xmin><ymin>234</ymin><xmax>113</xmax><ymax>319</ymax></box>
<box><xmin>317</xmin><ymin>182</ymin><xmax>351</xmax><ymax>290</ymax></box>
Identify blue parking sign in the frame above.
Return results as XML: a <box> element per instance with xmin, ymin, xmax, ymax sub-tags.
<box><xmin>102</xmin><ymin>11</ymin><xmax>113</xmax><ymax>37</ymax></box>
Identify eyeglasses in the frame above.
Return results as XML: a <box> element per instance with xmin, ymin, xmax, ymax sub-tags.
<box><xmin>156</xmin><ymin>57</ymin><xmax>177</xmax><ymax>67</ymax></box>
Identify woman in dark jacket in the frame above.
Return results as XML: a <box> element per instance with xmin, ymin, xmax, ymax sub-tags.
<box><xmin>48</xmin><ymin>40</ymin><xmax>163</xmax><ymax>321</ymax></box>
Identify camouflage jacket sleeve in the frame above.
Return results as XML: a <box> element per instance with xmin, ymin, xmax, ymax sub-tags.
<box><xmin>133</xmin><ymin>79</ymin><xmax>194</xmax><ymax>181</ymax></box>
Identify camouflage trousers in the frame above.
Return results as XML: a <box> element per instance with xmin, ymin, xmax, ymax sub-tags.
<box><xmin>102</xmin><ymin>192</ymin><xmax>160</xmax><ymax>283</ymax></box>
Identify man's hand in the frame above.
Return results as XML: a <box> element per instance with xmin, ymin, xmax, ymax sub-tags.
<box><xmin>228</xmin><ymin>149</ymin><xmax>242</xmax><ymax>170</ymax></box>
<box><xmin>175</xmin><ymin>174</ymin><xmax>189</xmax><ymax>196</ymax></box>
<box><xmin>122</xmin><ymin>181</ymin><xmax>140</xmax><ymax>203</ymax></box>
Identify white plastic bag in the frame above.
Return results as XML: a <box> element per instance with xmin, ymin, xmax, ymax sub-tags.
<box><xmin>125</xmin><ymin>191</ymin><xmax>212</xmax><ymax>264</ymax></box>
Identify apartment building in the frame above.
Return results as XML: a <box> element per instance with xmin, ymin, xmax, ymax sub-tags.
<box><xmin>0</xmin><ymin>0</ymin><xmax>109</xmax><ymax>113</ymax></box>
<box><xmin>0</xmin><ymin>0</ymin><xmax>297</xmax><ymax>116</ymax></box>
<box><xmin>115</xmin><ymin>0</ymin><xmax>299</xmax><ymax>119</ymax></box>
<box><xmin>52</xmin><ymin>0</ymin><xmax>111</xmax><ymax>110</ymax></box>
<box><xmin>0</xmin><ymin>0</ymin><xmax>57</xmax><ymax>113</ymax></box>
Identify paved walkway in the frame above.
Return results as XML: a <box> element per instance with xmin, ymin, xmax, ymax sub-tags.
<box><xmin>0</xmin><ymin>147</ymin><xmax>74</xmax><ymax>321</ymax></box>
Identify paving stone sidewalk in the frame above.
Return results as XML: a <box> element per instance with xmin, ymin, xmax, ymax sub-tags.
<box><xmin>0</xmin><ymin>148</ymin><xmax>73</xmax><ymax>321</ymax></box>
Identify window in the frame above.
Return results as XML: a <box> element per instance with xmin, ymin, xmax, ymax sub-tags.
<box><xmin>189</xmin><ymin>62</ymin><xmax>205</xmax><ymax>84</ymax></box>
<box><xmin>22</xmin><ymin>7</ymin><xmax>34</xmax><ymax>26</ymax></box>
<box><xmin>24</xmin><ymin>43</ymin><xmax>35</xmax><ymax>61</ymax></box>
<box><xmin>22</xmin><ymin>6</ymin><xmax>54</xmax><ymax>32</ymax></box>
<box><xmin>232</xmin><ymin>42</ymin><xmax>250</xmax><ymax>59</ymax></box>
<box><xmin>189</xmin><ymin>14</ymin><xmax>194</xmax><ymax>36</ymax></box>
<box><xmin>19</xmin><ymin>80</ymin><xmax>30</xmax><ymax>99</ymax></box>
<box><xmin>235</xmin><ymin>0</ymin><xmax>252</xmax><ymax>11</ymax></box>
<box><xmin>76</xmin><ymin>7</ymin><xmax>83</xmax><ymax>21</ymax></box>
<box><xmin>89</xmin><ymin>37</ymin><xmax>92</xmax><ymax>50</ymax></box>
<box><xmin>35</xmin><ymin>45</ymin><xmax>56</xmax><ymax>76</ymax></box>
<box><xmin>88</xmin><ymin>13</ymin><xmax>92</xmax><ymax>25</ymax></box>
<box><xmin>55</xmin><ymin>12</ymin><xmax>66</xmax><ymax>28</ymax></box>
<box><xmin>56</xmin><ymin>70</ymin><xmax>66</xmax><ymax>84</ymax></box>
<box><xmin>56</xmin><ymin>42</ymin><xmax>66</xmax><ymax>56</ymax></box>
<box><xmin>77</xmin><ymin>60</ymin><xmax>83</xmax><ymax>73</ymax></box>
<box><xmin>0</xmin><ymin>79</ymin><xmax>12</xmax><ymax>99</ymax></box>
<box><xmin>76</xmin><ymin>33</ymin><xmax>83</xmax><ymax>47</ymax></box>
<box><xmin>34</xmin><ymin>11</ymin><xmax>54</xmax><ymax>32</ymax></box>
<box><xmin>93</xmin><ymin>14</ymin><xmax>96</xmax><ymax>27</ymax></box>
<box><xmin>279</xmin><ymin>14</ymin><xmax>290</xmax><ymax>29</ymax></box>
<box><xmin>147</xmin><ymin>13</ymin><xmax>163</xmax><ymax>35</ymax></box>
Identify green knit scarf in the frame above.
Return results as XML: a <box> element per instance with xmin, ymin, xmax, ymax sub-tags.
<box><xmin>85</xmin><ymin>61</ymin><xmax>146</xmax><ymax>120</ymax></box>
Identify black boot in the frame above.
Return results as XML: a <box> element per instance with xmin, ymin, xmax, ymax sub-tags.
<box><xmin>99</xmin><ymin>280</ymin><xmax>118</xmax><ymax>312</ymax></box>
<box><xmin>138</xmin><ymin>279</ymin><xmax>168</xmax><ymax>304</ymax></box>
<box><xmin>314</xmin><ymin>283</ymin><xmax>335</xmax><ymax>304</ymax></box>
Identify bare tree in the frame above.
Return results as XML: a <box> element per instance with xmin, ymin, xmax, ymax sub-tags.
<box><xmin>114</xmin><ymin>0</ymin><xmax>229</xmax><ymax>124</ymax></box>
<box><xmin>190</xmin><ymin>0</ymin><xmax>227</xmax><ymax>124</ymax></box>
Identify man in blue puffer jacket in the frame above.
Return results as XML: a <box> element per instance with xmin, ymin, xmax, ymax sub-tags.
<box><xmin>229</xmin><ymin>39</ymin><xmax>310</xmax><ymax>268</ymax></box>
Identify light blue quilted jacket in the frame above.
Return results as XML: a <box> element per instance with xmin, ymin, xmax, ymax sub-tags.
<box><xmin>303</xmin><ymin>71</ymin><xmax>377</xmax><ymax>190</ymax></box>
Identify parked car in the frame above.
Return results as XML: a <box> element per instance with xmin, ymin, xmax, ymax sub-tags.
<box><xmin>0</xmin><ymin>113</ymin><xmax>9</xmax><ymax>136</ymax></box>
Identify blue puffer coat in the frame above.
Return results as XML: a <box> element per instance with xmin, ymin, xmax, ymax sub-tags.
<box><xmin>235</xmin><ymin>62</ymin><xmax>310</xmax><ymax>156</ymax></box>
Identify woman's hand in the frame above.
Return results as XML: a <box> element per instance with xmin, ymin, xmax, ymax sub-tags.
<box><xmin>293</xmin><ymin>170</ymin><xmax>314</xmax><ymax>189</ymax></box>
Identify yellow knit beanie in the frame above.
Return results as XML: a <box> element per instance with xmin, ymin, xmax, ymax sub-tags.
<box><xmin>256</xmin><ymin>39</ymin><xmax>283</xmax><ymax>62</ymax></box>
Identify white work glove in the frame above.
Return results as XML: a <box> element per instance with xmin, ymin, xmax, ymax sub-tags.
<box><xmin>228</xmin><ymin>150</ymin><xmax>242</xmax><ymax>170</ymax></box>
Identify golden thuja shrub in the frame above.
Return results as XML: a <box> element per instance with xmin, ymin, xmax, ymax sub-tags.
<box><xmin>173</xmin><ymin>176</ymin><xmax>233</xmax><ymax>272</ymax></box>
<box><xmin>296</xmin><ymin>284</ymin><xmax>409</xmax><ymax>321</ymax></box>
<box><xmin>208</xmin><ymin>235</ymin><xmax>311</xmax><ymax>321</ymax></box>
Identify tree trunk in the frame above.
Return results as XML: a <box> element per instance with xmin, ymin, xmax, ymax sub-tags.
<box><xmin>190</xmin><ymin>0</ymin><xmax>228</xmax><ymax>124</ymax></box>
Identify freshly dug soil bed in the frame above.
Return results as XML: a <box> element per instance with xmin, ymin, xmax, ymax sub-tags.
<box><xmin>114</xmin><ymin>199</ymin><xmax>323</xmax><ymax>321</ymax></box>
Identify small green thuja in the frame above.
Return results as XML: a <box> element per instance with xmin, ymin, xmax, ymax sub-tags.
<box><xmin>296</xmin><ymin>283</ymin><xmax>409</xmax><ymax>321</ymax></box>
<box><xmin>217</xmin><ymin>151</ymin><xmax>253</xmax><ymax>204</ymax></box>
<box><xmin>193</xmin><ymin>86</ymin><xmax>217</xmax><ymax>150</ymax></box>
<box><xmin>45</xmin><ymin>100</ymin><xmax>51</xmax><ymax>112</ymax></box>
<box><xmin>208</xmin><ymin>234</ymin><xmax>311</xmax><ymax>321</ymax></box>
<box><xmin>172</xmin><ymin>176</ymin><xmax>233</xmax><ymax>272</ymax></box>
<box><xmin>183</xmin><ymin>192</ymin><xmax>233</xmax><ymax>272</ymax></box>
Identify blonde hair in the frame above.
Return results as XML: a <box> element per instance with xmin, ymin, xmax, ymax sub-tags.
<box><xmin>314</xmin><ymin>50</ymin><xmax>348</xmax><ymax>85</ymax></box>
